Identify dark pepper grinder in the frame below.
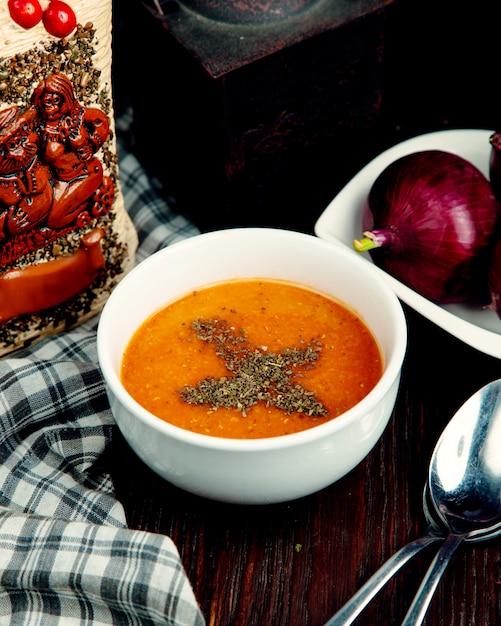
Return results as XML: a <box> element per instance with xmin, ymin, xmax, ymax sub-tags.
<box><xmin>127</xmin><ymin>0</ymin><xmax>393</xmax><ymax>232</ymax></box>
<box><xmin>177</xmin><ymin>0</ymin><xmax>318</xmax><ymax>23</ymax></box>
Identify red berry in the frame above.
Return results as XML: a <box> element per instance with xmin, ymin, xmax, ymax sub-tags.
<box><xmin>42</xmin><ymin>0</ymin><xmax>77</xmax><ymax>38</ymax></box>
<box><xmin>8</xmin><ymin>0</ymin><xmax>43</xmax><ymax>29</ymax></box>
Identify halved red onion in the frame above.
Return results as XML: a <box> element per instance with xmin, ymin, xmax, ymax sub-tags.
<box><xmin>354</xmin><ymin>150</ymin><xmax>501</xmax><ymax>304</ymax></box>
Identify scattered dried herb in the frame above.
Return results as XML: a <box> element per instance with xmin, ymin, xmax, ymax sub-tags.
<box><xmin>179</xmin><ymin>318</ymin><xmax>328</xmax><ymax>417</ymax></box>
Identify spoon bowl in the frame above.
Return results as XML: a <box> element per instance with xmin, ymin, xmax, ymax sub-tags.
<box><xmin>430</xmin><ymin>379</ymin><xmax>501</xmax><ymax>532</ymax></box>
<box><xmin>422</xmin><ymin>483</ymin><xmax>501</xmax><ymax>543</ymax></box>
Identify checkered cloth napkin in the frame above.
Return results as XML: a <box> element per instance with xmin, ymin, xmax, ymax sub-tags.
<box><xmin>0</xmin><ymin>114</ymin><xmax>205</xmax><ymax>625</ymax></box>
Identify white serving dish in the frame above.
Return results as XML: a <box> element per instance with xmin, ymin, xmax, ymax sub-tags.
<box><xmin>314</xmin><ymin>129</ymin><xmax>501</xmax><ymax>359</ymax></box>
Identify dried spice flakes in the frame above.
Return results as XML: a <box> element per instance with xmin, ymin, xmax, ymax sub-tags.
<box><xmin>179</xmin><ymin>318</ymin><xmax>328</xmax><ymax>417</ymax></box>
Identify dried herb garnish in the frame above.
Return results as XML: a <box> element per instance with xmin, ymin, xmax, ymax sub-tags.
<box><xmin>179</xmin><ymin>318</ymin><xmax>328</xmax><ymax>417</ymax></box>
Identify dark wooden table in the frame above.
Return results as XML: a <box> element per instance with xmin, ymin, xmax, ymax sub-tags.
<box><xmin>111</xmin><ymin>303</ymin><xmax>501</xmax><ymax>625</ymax></box>
<box><xmin>109</xmin><ymin>0</ymin><xmax>501</xmax><ymax>619</ymax></box>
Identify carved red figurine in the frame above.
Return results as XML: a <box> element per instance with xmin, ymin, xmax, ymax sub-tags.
<box><xmin>0</xmin><ymin>73</ymin><xmax>114</xmax><ymax>323</ymax></box>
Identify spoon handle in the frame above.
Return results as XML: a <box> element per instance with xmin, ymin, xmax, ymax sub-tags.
<box><xmin>400</xmin><ymin>532</ymin><xmax>465</xmax><ymax>626</ymax></box>
<box><xmin>323</xmin><ymin>533</ymin><xmax>442</xmax><ymax>626</ymax></box>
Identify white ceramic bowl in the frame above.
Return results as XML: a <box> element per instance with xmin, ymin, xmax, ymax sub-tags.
<box><xmin>97</xmin><ymin>228</ymin><xmax>407</xmax><ymax>504</ymax></box>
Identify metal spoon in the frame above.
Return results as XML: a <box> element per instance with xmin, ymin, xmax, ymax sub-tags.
<box><xmin>401</xmin><ymin>379</ymin><xmax>501</xmax><ymax>625</ymax></box>
<box><xmin>323</xmin><ymin>487</ymin><xmax>499</xmax><ymax>626</ymax></box>
<box><xmin>324</xmin><ymin>379</ymin><xmax>501</xmax><ymax>626</ymax></box>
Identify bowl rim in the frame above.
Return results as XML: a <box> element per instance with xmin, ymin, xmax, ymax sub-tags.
<box><xmin>97</xmin><ymin>227</ymin><xmax>407</xmax><ymax>451</ymax></box>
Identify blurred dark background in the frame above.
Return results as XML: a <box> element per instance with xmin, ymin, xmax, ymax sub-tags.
<box><xmin>112</xmin><ymin>0</ymin><xmax>501</xmax><ymax>233</ymax></box>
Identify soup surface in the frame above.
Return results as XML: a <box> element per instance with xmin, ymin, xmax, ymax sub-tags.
<box><xmin>121</xmin><ymin>279</ymin><xmax>383</xmax><ymax>439</ymax></box>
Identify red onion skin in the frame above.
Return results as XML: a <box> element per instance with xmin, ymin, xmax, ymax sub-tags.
<box><xmin>488</xmin><ymin>238</ymin><xmax>501</xmax><ymax>317</ymax></box>
<box><xmin>489</xmin><ymin>131</ymin><xmax>501</xmax><ymax>202</ymax></box>
<box><xmin>359</xmin><ymin>150</ymin><xmax>501</xmax><ymax>304</ymax></box>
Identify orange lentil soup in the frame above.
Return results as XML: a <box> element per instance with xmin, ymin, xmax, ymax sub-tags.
<box><xmin>120</xmin><ymin>279</ymin><xmax>383</xmax><ymax>439</ymax></box>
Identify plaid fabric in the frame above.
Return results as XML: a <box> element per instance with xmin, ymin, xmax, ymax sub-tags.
<box><xmin>0</xmin><ymin>114</ymin><xmax>204</xmax><ymax>625</ymax></box>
